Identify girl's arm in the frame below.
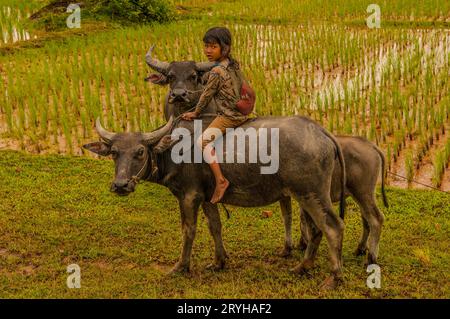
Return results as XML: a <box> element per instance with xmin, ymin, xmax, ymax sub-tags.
<box><xmin>194</xmin><ymin>70</ymin><xmax>221</xmax><ymax>115</ymax></box>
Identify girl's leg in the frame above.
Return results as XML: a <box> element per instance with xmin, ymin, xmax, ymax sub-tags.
<box><xmin>199</xmin><ymin>115</ymin><xmax>248</xmax><ymax>204</ymax></box>
<box><xmin>204</xmin><ymin>144</ymin><xmax>229</xmax><ymax>204</ymax></box>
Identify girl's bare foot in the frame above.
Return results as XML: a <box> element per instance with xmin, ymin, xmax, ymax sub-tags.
<box><xmin>210</xmin><ymin>178</ymin><xmax>230</xmax><ymax>204</ymax></box>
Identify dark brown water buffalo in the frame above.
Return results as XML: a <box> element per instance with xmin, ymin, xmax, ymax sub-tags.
<box><xmin>83</xmin><ymin>114</ymin><xmax>347</xmax><ymax>289</ymax></box>
<box><xmin>280</xmin><ymin>136</ymin><xmax>388</xmax><ymax>266</ymax></box>
<box><xmin>144</xmin><ymin>45</ymin><xmax>218</xmax><ymax>119</ymax></box>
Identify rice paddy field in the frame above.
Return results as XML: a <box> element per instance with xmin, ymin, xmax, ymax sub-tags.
<box><xmin>0</xmin><ymin>0</ymin><xmax>449</xmax><ymax>299</ymax></box>
<box><xmin>0</xmin><ymin>0</ymin><xmax>44</xmax><ymax>45</ymax></box>
<box><xmin>1</xmin><ymin>0</ymin><xmax>450</xmax><ymax>190</ymax></box>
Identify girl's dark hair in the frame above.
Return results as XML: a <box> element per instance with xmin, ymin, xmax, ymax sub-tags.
<box><xmin>203</xmin><ymin>27</ymin><xmax>239</xmax><ymax>69</ymax></box>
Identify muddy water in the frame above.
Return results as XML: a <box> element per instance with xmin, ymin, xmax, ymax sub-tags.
<box><xmin>389</xmin><ymin>131</ymin><xmax>450</xmax><ymax>192</ymax></box>
<box><xmin>312</xmin><ymin>31</ymin><xmax>450</xmax><ymax>111</ymax></box>
<box><xmin>0</xmin><ymin>6</ymin><xmax>35</xmax><ymax>45</ymax></box>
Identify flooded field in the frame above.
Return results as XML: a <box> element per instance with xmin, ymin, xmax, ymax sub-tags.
<box><xmin>0</xmin><ymin>3</ymin><xmax>38</xmax><ymax>45</ymax></box>
<box><xmin>0</xmin><ymin>1</ymin><xmax>449</xmax><ymax>191</ymax></box>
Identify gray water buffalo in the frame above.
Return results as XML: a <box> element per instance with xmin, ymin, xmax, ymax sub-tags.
<box><xmin>83</xmin><ymin>114</ymin><xmax>346</xmax><ymax>289</ymax></box>
<box><xmin>280</xmin><ymin>136</ymin><xmax>388</xmax><ymax>266</ymax></box>
<box><xmin>144</xmin><ymin>51</ymin><xmax>388</xmax><ymax>267</ymax></box>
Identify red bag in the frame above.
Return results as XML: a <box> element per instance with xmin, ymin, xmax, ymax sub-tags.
<box><xmin>236</xmin><ymin>81</ymin><xmax>256</xmax><ymax>115</ymax></box>
<box><xmin>232</xmin><ymin>68</ymin><xmax>256</xmax><ymax>115</ymax></box>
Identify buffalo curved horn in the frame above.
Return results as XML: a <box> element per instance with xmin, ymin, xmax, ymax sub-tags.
<box><xmin>145</xmin><ymin>45</ymin><xmax>170</xmax><ymax>75</ymax></box>
<box><xmin>95</xmin><ymin>117</ymin><xmax>116</xmax><ymax>144</ymax></box>
<box><xmin>195</xmin><ymin>61</ymin><xmax>217</xmax><ymax>72</ymax></box>
<box><xmin>142</xmin><ymin>115</ymin><xmax>174</xmax><ymax>145</ymax></box>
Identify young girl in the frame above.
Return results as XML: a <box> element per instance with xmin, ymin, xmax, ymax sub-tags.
<box><xmin>181</xmin><ymin>27</ymin><xmax>249</xmax><ymax>204</ymax></box>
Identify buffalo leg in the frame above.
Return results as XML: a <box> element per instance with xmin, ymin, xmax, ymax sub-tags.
<box><xmin>354</xmin><ymin>194</ymin><xmax>384</xmax><ymax>265</ymax></box>
<box><xmin>202</xmin><ymin>202</ymin><xmax>227</xmax><ymax>270</ymax></box>
<box><xmin>298</xmin><ymin>208</ymin><xmax>309</xmax><ymax>252</ymax></box>
<box><xmin>354</xmin><ymin>214</ymin><xmax>370</xmax><ymax>256</ymax></box>
<box><xmin>279</xmin><ymin>196</ymin><xmax>293</xmax><ymax>257</ymax></box>
<box><xmin>293</xmin><ymin>193</ymin><xmax>344</xmax><ymax>289</ymax></box>
<box><xmin>291</xmin><ymin>208</ymin><xmax>322</xmax><ymax>274</ymax></box>
<box><xmin>170</xmin><ymin>193</ymin><xmax>201</xmax><ymax>274</ymax></box>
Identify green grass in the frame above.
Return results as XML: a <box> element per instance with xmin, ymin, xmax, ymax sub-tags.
<box><xmin>1</xmin><ymin>0</ymin><xmax>450</xmax><ymax>298</ymax></box>
<box><xmin>0</xmin><ymin>149</ymin><xmax>449</xmax><ymax>298</ymax></box>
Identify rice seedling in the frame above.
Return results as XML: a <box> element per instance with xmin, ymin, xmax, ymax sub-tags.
<box><xmin>173</xmin><ymin>0</ymin><xmax>450</xmax><ymax>25</ymax></box>
<box><xmin>405</xmin><ymin>149</ymin><xmax>415</xmax><ymax>185</ymax></box>
<box><xmin>0</xmin><ymin>0</ymin><xmax>449</xmax><ymax>188</ymax></box>
<box><xmin>0</xmin><ymin>0</ymin><xmax>42</xmax><ymax>45</ymax></box>
<box><xmin>432</xmin><ymin>149</ymin><xmax>445</xmax><ymax>188</ymax></box>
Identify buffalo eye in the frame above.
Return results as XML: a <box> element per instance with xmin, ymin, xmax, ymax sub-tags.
<box><xmin>110</xmin><ymin>149</ymin><xmax>119</xmax><ymax>159</ymax></box>
<box><xmin>136</xmin><ymin>147</ymin><xmax>145</xmax><ymax>158</ymax></box>
<box><xmin>190</xmin><ymin>73</ymin><xmax>197</xmax><ymax>81</ymax></box>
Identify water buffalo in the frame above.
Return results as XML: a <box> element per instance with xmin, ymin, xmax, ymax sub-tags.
<box><xmin>83</xmin><ymin>114</ymin><xmax>347</xmax><ymax>289</ymax></box>
<box><xmin>144</xmin><ymin>45</ymin><xmax>218</xmax><ymax>119</ymax></box>
<box><xmin>144</xmin><ymin>51</ymin><xmax>388</xmax><ymax>267</ymax></box>
<box><xmin>280</xmin><ymin>136</ymin><xmax>388</xmax><ymax>266</ymax></box>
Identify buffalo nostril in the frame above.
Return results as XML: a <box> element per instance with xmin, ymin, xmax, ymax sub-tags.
<box><xmin>113</xmin><ymin>180</ymin><xmax>129</xmax><ymax>189</ymax></box>
<box><xmin>119</xmin><ymin>182</ymin><xmax>128</xmax><ymax>189</ymax></box>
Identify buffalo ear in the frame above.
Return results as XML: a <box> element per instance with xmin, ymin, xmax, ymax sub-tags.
<box><xmin>82</xmin><ymin>141</ymin><xmax>111</xmax><ymax>156</ymax></box>
<box><xmin>145</xmin><ymin>73</ymin><xmax>169</xmax><ymax>85</ymax></box>
<box><xmin>153</xmin><ymin>135</ymin><xmax>180</xmax><ymax>153</ymax></box>
<box><xmin>198</xmin><ymin>71</ymin><xmax>210</xmax><ymax>85</ymax></box>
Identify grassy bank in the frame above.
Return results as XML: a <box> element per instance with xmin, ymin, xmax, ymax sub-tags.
<box><xmin>0</xmin><ymin>150</ymin><xmax>448</xmax><ymax>298</ymax></box>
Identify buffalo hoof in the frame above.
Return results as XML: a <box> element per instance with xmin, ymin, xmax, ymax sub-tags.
<box><xmin>298</xmin><ymin>240</ymin><xmax>308</xmax><ymax>252</ymax></box>
<box><xmin>319</xmin><ymin>275</ymin><xmax>342</xmax><ymax>290</ymax></box>
<box><xmin>205</xmin><ymin>261</ymin><xmax>225</xmax><ymax>271</ymax></box>
<box><xmin>365</xmin><ymin>254</ymin><xmax>378</xmax><ymax>267</ymax></box>
<box><xmin>289</xmin><ymin>260</ymin><xmax>314</xmax><ymax>276</ymax></box>
<box><xmin>354</xmin><ymin>247</ymin><xmax>367</xmax><ymax>257</ymax></box>
<box><xmin>278</xmin><ymin>246</ymin><xmax>292</xmax><ymax>258</ymax></box>
<box><xmin>167</xmin><ymin>262</ymin><xmax>190</xmax><ymax>275</ymax></box>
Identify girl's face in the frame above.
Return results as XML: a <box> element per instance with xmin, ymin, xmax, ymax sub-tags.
<box><xmin>204</xmin><ymin>42</ymin><xmax>222</xmax><ymax>62</ymax></box>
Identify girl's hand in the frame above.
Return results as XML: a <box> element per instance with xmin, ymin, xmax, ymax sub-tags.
<box><xmin>181</xmin><ymin>111</ymin><xmax>199</xmax><ymax>121</ymax></box>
